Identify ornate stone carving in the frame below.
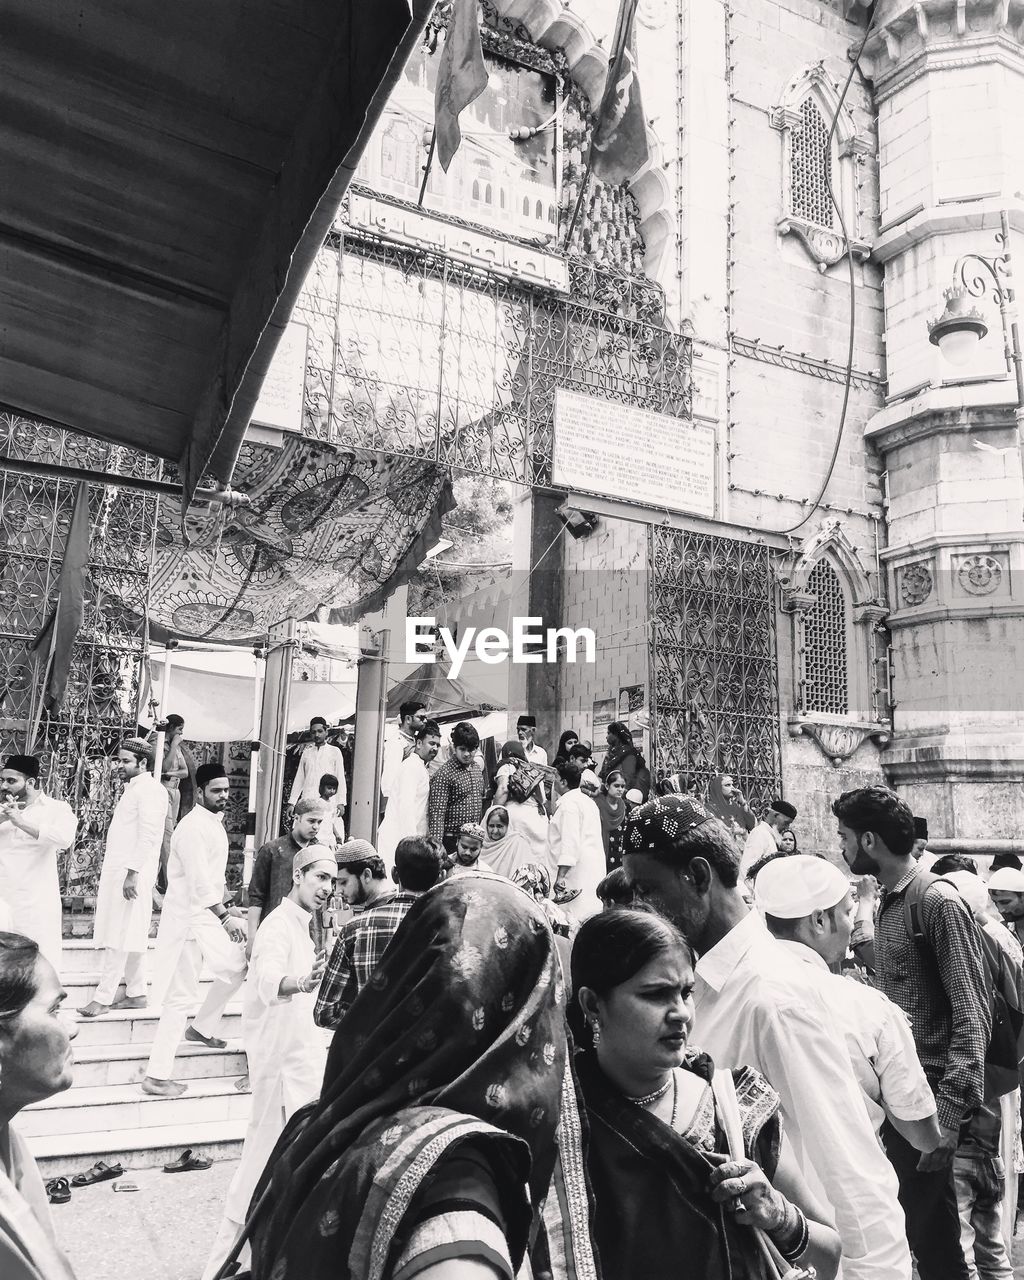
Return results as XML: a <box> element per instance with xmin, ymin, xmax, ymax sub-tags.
<box><xmin>955</xmin><ymin>553</ymin><xmax>1005</xmax><ymax>596</ymax></box>
<box><xmin>897</xmin><ymin>560</ymin><xmax>933</xmax><ymax>607</ymax></box>
<box><xmin>788</xmin><ymin>715</ymin><xmax>892</xmax><ymax>766</ymax></box>
<box><xmin>776</xmin><ymin>214</ymin><xmax>872</xmax><ymax>272</ymax></box>
<box><xmin>637</xmin><ymin>0</ymin><xmax>671</xmax><ymax>29</ymax></box>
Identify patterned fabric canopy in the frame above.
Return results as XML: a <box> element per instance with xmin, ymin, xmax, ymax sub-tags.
<box><xmin>148</xmin><ymin>435</ymin><xmax>454</xmax><ymax>640</ymax></box>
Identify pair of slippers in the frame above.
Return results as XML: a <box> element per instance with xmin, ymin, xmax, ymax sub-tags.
<box><xmin>45</xmin><ymin>1161</ymin><xmax>124</xmax><ymax>1203</ymax></box>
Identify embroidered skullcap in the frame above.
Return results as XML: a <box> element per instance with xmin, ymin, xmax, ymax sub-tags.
<box><xmin>293</xmin><ymin>843</ymin><xmax>338</xmax><ymax>875</ymax></box>
<box><xmin>458</xmin><ymin>822</ymin><xmax>486</xmax><ymax>845</ymax></box>
<box><xmin>121</xmin><ymin>737</ymin><xmax>155</xmax><ymax>764</ymax></box>
<box><xmin>624</xmin><ymin>789</ymin><xmax>644</xmax><ymax>806</ymax></box>
<box><xmin>3</xmin><ymin>754</ymin><xmax>39</xmax><ymax>780</ymax></box>
<box><xmin>943</xmin><ymin>871</ymin><xmax>990</xmax><ymax>917</ymax></box>
<box><xmin>989</xmin><ymin>867</ymin><xmax>1024</xmax><ymax>894</ymax></box>
<box><xmin>769</xmin><ymin>799</ymin><xmax>797</xmax><ymax>820</ymax></box>
<box><xmin>754</xmin><ymin>854</ymin><xmax>850</xmax><ymax>919</ymax></box>
<box><xmin>335</xmin><ymin>839</ymin><xmax>378</xmax><ymax>867</ymax></box>
<box><xmin>517</xmin><ymin>715</ymin><xmax>536</xmax><ymax>729</ymax></box>
<box><xmin>580</xmin><ymin>769</ymin><xmax>601</xmax><ymax>789</ymax></box>
<box><xmin>625</xmin><ymin>795</ymin><xmax>713</xmax><ymax>854</ymax></box>
<box><xmin>913</xmin><ymin>816</ymin><xmax>929</xmax><ymax>841</ymax></box>
<box><xmin>195</xmin><ymin>762</ymin><xmax>228</xmax><ymax>788</ymax></box>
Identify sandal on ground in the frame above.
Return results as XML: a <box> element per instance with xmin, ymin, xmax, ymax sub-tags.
<box><xmin>163</xmin><ymin>1147</ymin><xmax>212</xmax><ymax>1173</ymax></box>
<box><xmin>552</xmin><ymin>886</ymin><xmax>581</xmax><ymax>905</ymax></box>
<box><xmin>46</xmin><ymin>1177</ymin><xmax>71</xmax><ymax>1204</ymax></box>
<box><xmin>70</xmin><ymin>1160</ymin><xmax>123</xmax><ymax>1186</ymax></box>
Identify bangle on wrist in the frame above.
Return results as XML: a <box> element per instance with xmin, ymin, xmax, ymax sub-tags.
<box><xmin>769</xmin><ymin>1202</ymin><xmax>809</xmax><ymax>1261</ymax></box>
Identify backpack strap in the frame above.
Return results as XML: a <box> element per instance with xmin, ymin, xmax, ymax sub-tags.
<box><xmin>903</xmin><ymin>869</ymin><xmax>940</xmax><ymax>946</ymax></box>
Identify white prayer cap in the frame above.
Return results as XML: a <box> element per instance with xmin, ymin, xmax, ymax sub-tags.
<box><xmin>943</xmin><ymin>871</ymin><xmax>990</xmax><ymax>916</ymax></box>
<box><xmin>754</xmin><ymin>855</ymin><xmax>850</xmax><ymax>919</ymax></box>
<box><xmin>988</xmin><ymin>867</ymin><xmax>1024</xmax><ymax>894</ymax></box>
<box><xmin>581</xmin><ymin>769</ymin><xmax>601</xmax><ymax>789</ymax></box>
<box><xmin>293</xmin><ymin>843</ymin><xmax>339</xmax><ymax>875</ymax></box>
<box><xmin>625</xmin><ymin>789</ymin><xmax>644</xmax><ymax>805</ymax></box>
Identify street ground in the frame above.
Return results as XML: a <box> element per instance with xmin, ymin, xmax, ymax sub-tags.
<box><xmin>48</xmin><ymin>1157</ymin><xmax>1024</xmax><ymax>1279</ymax></box>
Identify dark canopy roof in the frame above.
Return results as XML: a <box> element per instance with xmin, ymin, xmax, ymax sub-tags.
<box><xmin>383</xmin><ymin>663</ymin><xmax>507</xmax><ymax>725</ymax></box>
<box><xmin>0</xmin><ymin>0</ymin><xmax>429</xmax><ymax>502</ymax></box>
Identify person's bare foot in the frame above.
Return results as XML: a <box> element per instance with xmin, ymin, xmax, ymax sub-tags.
<box><xmin>77</xmin><ymin>1001</ymin><xmax>110</xmax><ymax>1019</ymax></box>
<box><xmin>141</xmin><ymin>1077</ymin><xmax>186</xmax><ymax>1097</ymax></box>
<box><xmin>109</xmin><ymin>995</ymin><xmax>147</xmax><ymax>1010</ymax></box>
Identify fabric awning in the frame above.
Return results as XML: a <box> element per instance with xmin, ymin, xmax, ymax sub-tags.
<box><xmin>0</xmin><ymin>0</ymin><xmax>430</xmax><ymax>503</ymax></box>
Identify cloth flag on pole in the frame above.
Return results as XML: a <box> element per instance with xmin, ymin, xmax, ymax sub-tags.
<box><xmin>31</xmin><ymin>481</ymin><xmax>90</xmax><ymax>712</ymax></box>
<box><xmin>434</xmin><ymin>0</ymin><xmax>488</xmax><ymax>172</ymax></box>
<box><xmin>588</xmin><ymin>0</ymin><xmax>649</xmax><ymax>184</ymax></box>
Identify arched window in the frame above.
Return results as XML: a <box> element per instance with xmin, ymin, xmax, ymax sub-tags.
<box><xmin>499</xmin><ymin>188</ymin><xmax>506</xmax><ymax>210</ymax></box>
<box><xmin>472</xmin><ymin>179</ymin><xmax>481</xmax><ymax>201</ymax></box>
<box><xmin>802</xmin><ymin>560</ymin><xmax>849</xmax><ymax>715</ymax></box>
<box><xmin>548</xmin><ymin>204</ymin><xmax>557</xmax><ymax>224</ymax></box>
<box><xmin>485</xmin><ymin>183</ymin><xmax>493</xmax><ymax>204</ymax></box>
<box><xmin>790</xmin><ymin>98</ymin><xmax>833</xmax><ymax>228</ymax></box>
<box><xmin>522</xmin><ymin>196</ymin><xmax>530</xmax><ymax>216</ymax></box>
<box><xmin>535</xmin><ymin>199</ymin><xmax>543</xmax><ymax>220</ymax></box>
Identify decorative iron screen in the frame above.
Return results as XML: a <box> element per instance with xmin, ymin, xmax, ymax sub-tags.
<box><xmin>0</xmin><ymin>416</ymin><xmax>157</xmax><ymax>896</ymax></box>
<box><xmin>790</xmin><ymin>98</ymin><xmax>834</xmax><ymax>229</ymax></box>
<box><xmin>801</xmin><ymin>559</ymin><xmax>850</xmax><ymax>716</ymax></box>
<box><xmin>295</xmin><ymin>236</ymin><xmax>692</xmax><ymax>489</ymax></box>
<box><xmin>649</xmin><ymin>526</ymin><xmax>782</xmax><ymax>809</ymax></box>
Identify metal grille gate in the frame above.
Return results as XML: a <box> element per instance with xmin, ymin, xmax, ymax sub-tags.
<box><xmin>649</xmin><ymin>525</ymin><xmax>782</xmax><ymax>810</ymax></box>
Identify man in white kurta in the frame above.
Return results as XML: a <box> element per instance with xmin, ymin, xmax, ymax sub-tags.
<box><xmin>380</xmin><ymin>701</ymin><xmax>427</xmax><ymax>808</ymax></box>
<box><xmin>141</xmin><ymin>763</ymin><xmax>247</xmax><ymax>1096</ymax></box>
<box><xmin>737</xmin><ymin>798</ymin><xmax>797</xmax><ymax>880</ymax></box>
<box><xmin>79</xmin><ymin>739</ymin><xmax>169</xmax><ymax>1017</ymax></box>
<box><xmin>0</xmin><ymin>755</ymin><xmax>77</xmax><ymax>973</ymax></box>
<box><xmin>548</xmin><ymin>765</ymin><xmax>605</xmax><ymax>922</ymax></box>
<box><xmin>376</xmin><ymin>720</ymin><xmax>440</xmax><ymax>875</ymax></box>
<box><xmin>289</xmin><ymin>717</ymin><xmax>346</xmax><ymax>810</ymax></box>
<box><xmin>201</xmin><ymin>844</ymin><xmax>335</xmax><ymax>1280</ymax></box>
<box><xmin>622</xmin><ymin>795</ymin><xmax>912</xmax><ymax>1280</ymax></box>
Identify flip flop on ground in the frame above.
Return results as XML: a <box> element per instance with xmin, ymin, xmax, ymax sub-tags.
<box><xmin>45</xmin><ymin>1178</ymin><xmax>71</xmax><ymax>1204</ymax></box>
<box><xmin>71</xmin><ymin>1160</ymin><xmax>123</xmax><ymax>1186</ymax></box>
<box><xmin>163</xmin><ymin>1148</ymin><xmax>212</xmax><ymax>1173</ymax></box>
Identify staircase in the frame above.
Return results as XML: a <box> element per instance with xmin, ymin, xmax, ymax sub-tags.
<box><xmin>24</xmin><ymin>940</ymin><xmax>251</xmax><ymax>1177</ymax></box>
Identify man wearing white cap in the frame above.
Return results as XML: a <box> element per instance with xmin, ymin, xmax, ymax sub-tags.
<box><xmin>988</xmin><ymin>866</ymin><xmax>1024</xmax><ymax>951</ymax></box>
<box><xmin>739</xmin><ymin>798</ymin><xmax>797</xmax><ymax>880</ymax></box>
<box><xmin>548</xmin><ymin>761</ymin><xmax>605</xmax><ymax>921</ymax></box>
<box><xmin>201</xmin><ymin>843</ymin><xmax>335</xmax><ymax>1280</ymax></box>
<box><xmin>757</xmin><ymin>855</ymin><xmax>940</xmax><ymax>1154</ymax></box>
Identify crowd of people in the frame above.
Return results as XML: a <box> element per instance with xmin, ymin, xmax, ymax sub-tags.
<box><xmin>0</xmin><ymin>713</ymin><xmax>1023</xmax><ymax>1280</ymax></box>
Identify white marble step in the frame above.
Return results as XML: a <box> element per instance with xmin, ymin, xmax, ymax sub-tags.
<box><xmin>69</xmin><ymin>1041</ymin><xmax>246</xmax><ymax>1088</ymax></box>
<box><xmin>31</xmin><ymin>1117</ymin><xmax>247</xmax><ymax>1172</ymax></box>
<box><xmin>63</xmin><ymin>973</ymin><xmax>214</xmax><ymax>1007</ymax></box>
<box><xmin>18</xmin><ymin>1076</ymin><xmax>252</xmax><ymax>1140</ymax></box>
<box><xmin>59</xmin><ymin>939</ymin><xmax>158</xmax><ymax>975</ymax></box>
<box><xmin>71</xmin><ymin>1002</ymin><xmax>243</xmax><ymax>1048</ymax></box>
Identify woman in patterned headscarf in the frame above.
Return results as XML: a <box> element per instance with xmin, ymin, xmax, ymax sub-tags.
<box><xmin>222</xmin><ymin>874</ymin><xmax>590</xmax><ymax>1280</ymax></box>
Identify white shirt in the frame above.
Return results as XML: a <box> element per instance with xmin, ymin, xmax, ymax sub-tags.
<box><xmin>376</xmin><ymin>752</ymin><xmax>429</xmax><ymax>873</ymax></box>
<box><xmin>547</xmin><ymin>788</ymin><xmax>604</xmax><ymax>922</ymax></box>
<box><xmin>381</xmin><ymin>727</ymin><xmax>416</xmax><ymax>800</ymax></box>
<box><xmin>289</xmin><ymin>742</ymin><xmax>346</xmax><ymax>807</ymax></box>
<box><xmin>0</xmin><ymin>793</ymin><xmax>77</xmax><ymax>972</ymax></box>
<box><xmin>776</xmin><ymin>941</ymin><xmax>937</xmax><ymax>1139</ymax></box>
<box><xmin>165</xmin><ymin>804</ymin><xmax>230</xmax><ymax>920</ymax></box>
<box><xmin>693</xmin><ymin>911</ymin><xmax>911</xmax><ymax>1280</ymax></box>
<box><xmin>738</xmin><ymin>820</ymin><xmax>779</xmax><ymax>879</ymax></box>
<box><xmin>93</xmin><ymin>771</ymin><xmax>169</xmax><ymax>951</ymax></box>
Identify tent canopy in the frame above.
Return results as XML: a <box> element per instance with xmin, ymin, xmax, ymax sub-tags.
<box><xmin>379</xmin><ymin>662</ymin><xmax>507</xmax><ymax>726</ymax></box>
<box><xmin>0</xmin><ymin>0</ymin><xmax>428</xmax><ymax>502</ymax></box>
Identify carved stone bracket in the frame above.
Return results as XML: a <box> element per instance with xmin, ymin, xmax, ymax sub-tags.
<box><xmin>788</xmin><ymin>715</ymin><xmax>892</xmax><ymax>766</ymax></box>
<box><xmin>776</xmin><ymin>215</ymin><xmax>873</xmax><ymax>272</ymax></box>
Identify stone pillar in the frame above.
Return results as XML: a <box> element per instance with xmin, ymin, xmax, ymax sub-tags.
<box><xmin>863</xmin><ymin>0</ymin><xmax>1024</xmax><ymax>845</ymax></box>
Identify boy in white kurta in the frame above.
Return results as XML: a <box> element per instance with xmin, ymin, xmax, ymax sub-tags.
<box><xmin>548</xmin><ymin>765</ymin><xmax>605</xmax><ymax>922</ymax></box>
<box><xmin>201</xmin><ymin>844</ymin><xmax>335</xmax><ymax>1280</ymax></box>
<box><xmin>80</xmin><ymin>739</ymin><xmax>169</xmax><ymax>1017</ymax></box>
<box><xmin>375</xmin><ymin>720</ymin><xmax>440</xmax><ymax>875</ymax></box>
<box><xmin>0</xmin><ymin>754</ymin><xmax>77</xmax><ymax>973</ymax></box>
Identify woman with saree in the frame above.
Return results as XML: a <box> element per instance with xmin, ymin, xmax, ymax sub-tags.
<box><xmin>481</xmin><ymin>806</ymin><xmax>528</xmax><ymax>881</ymax></box>
<box><xmin>705</xmin><ymin>773</ymin><xmax>756</xmax><ymax>841</ymax></box>
<box><xmin>571</xmin><ymin>909</ymin><xmax>840</xmax><ymax>1280</ymax></box>
<box><xmin>0</xmin><ymin>932</ymin><xmax>78</xmax><ymax>1280</ymax></box>
<box><xmin>223</xmin><ymin>875</ymin><xmax>589</xmax><ymax>1280</ymax></box>
<box><xmin>492</xmin><ymin>741</ymin><xmax>548</xmax><ymax>866</ymax></box>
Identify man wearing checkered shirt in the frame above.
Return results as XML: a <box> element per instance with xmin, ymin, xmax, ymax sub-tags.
<box><xmin>314</xmin><ymin>837</ymin><xmax>442</xmax><ymax>1030</ymax></box>
<box><xmin>427</xmin><ymin>721</ymin><xmax>484</xmax><ymax>855</ymax></box>
<box><xmin>834</xmin><ymin>786</ymin><xmax>991</xmax><ymax>1280</ymax></box>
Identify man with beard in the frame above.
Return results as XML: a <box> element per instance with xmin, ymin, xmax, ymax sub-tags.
<box><xmin>622</xmin><ymin>794</ymin><xmax>912</xmax><ymax>1280</ymax></box>
<box><xmin>141</xmin><ymin>762</ymin><xmax>247</xmax><ymax>1097</ymax></box>
<box><xmin>314</xmin><ymin>837</ymin><xmax>440</xmax><ymax>1030</ymax></box>
<box><xmin>833</xmin><ymin>785</ymin><xmax>990</xmax><ymax>1280</ymax></box>
<box><xmin>246</xmin><ymin>798</ymin><xmax>326</xmax><ymax>954</ymax></box>
<box><xmin>79</xmin><ymin>738</ymin><xmax>169</xmax><ymax>1017</ymax></box>
<box><xmin>201</xmin><ymin>844</ymin><xmax>335</xmax><ymax>1280</ymax></box>
<box><xmin>987</xmin><ymin>866</ymin><xmax>1024</xmax><ymax>950</ymax></box>
<box><xmin>0</xmin><ymin>754</ymin><xmax>77</xmax><ymax>973</ymax></box>
<box><xmin>376</xmin><ymin>719</ymin><xmax>441</xmax><ymax>875</ymax></box>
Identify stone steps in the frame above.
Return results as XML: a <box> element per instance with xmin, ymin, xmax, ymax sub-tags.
<box><xmin>69</xmin><ymin>1041</ymin><xmax>247</xmax><ymax>1089</ymax></box>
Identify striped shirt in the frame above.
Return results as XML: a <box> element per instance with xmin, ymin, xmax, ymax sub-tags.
<box><xmin>314</xmin><ymin>892</ymin><xmax>417</xmax><ymax>1029</ymax></box>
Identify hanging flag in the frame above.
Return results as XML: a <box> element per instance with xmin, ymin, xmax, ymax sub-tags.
<box><xmin>589</xmin><ymin>0</ymin><xmax>649</xmax><ymax>184</ymax></box>
<box><xmin>31</xmin><ymin>481</ymin><xmax>91</xmax><ymax>712</ymax></box>
<box><xmin>434</xmin><ymin>0</ymin><xmax>488</xmax><ymax>173</ymax></box>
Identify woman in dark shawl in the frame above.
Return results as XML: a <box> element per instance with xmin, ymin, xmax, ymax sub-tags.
<box><xmin>705</xmin><ymin>772</ymin><xmax>756</xmax><ymax>838</ymax></box>
<box><xmin>598</xmin><ymin>724</ymin><xmax>650</xmax><ymax>800</ymax></box>
<box><xmin>229</xmin><ymin>874</ymin><xmax>589</xmax><ymax>1280</ymax></box>
<box><xmin>571</xmin><ymin>909</ymin><xmax>839</xmax><ymax>1280</ymax></box>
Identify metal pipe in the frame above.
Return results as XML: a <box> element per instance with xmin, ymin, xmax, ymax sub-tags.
<box><xmin>0</xmin><ymin>454</ymin><xmax>249</xmax><ymax>507</ymax></box>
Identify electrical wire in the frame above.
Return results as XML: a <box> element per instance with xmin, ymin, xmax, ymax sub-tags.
<box><xmin>768</xmin><ymin>9</ymin><xmax>876</xmax><ymax>536</ymax></box>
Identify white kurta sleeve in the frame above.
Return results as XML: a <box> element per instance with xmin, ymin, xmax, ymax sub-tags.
<box><xmin>126</xmin><ymin>785</ymin><xmax>169</xmax><ymax>874</ymax></box>
<box><xmin>288</xmin><ymin>750</ymin><xmax>308</xmax><ymax>806</ymax></box>
<box><xmin>548</xmin><ymin>796</ymin><xmax>581</xmax><ymax>871</ymax></box>
<box><xmin>874</xmin><ymin>996</ymin><xmax>938</xmax><ymax>1122</ymax></box>
<box><xmin>332</xmin><ymin>748</ymin><xmax>347</xmax><ymax>806</ymax></box>
<box><xmin>34</xmin><ymin>801</ymin><xmax>78</xmax><ymax>850</ymax></box>
<box><xmin>175</xmin><ymin>824</ymin><xmax>222</xmax><ymax>911</ymax></box>
<box><xmin>250</xmin><ymin>920</ymin><xmax>295</xmax><ymax>1008</ymax></box>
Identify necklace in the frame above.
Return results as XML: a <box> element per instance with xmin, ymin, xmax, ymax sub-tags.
<box><xmin>625</xmin><ymin>1077</ymin><xmax>673</xmax><ymax>1106</ymax></box>
<box><xmin>670</xmin><ymin>1069</ymin><xmax>679</xmax><ymax>1130</ymax></box>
